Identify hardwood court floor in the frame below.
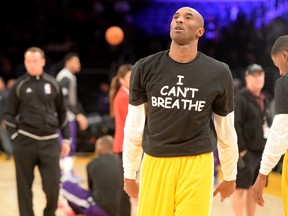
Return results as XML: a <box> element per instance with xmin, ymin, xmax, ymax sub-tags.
<box><xmin>0</xmin><ymin>153</ymin><xmax>284</xmax><ymax>216</ymax></box>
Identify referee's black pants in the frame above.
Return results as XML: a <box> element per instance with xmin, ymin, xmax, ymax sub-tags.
<box><xmin>13</xmin><ymin>134</ymin><xmax>60</xmax><ymax>216</ymax></box>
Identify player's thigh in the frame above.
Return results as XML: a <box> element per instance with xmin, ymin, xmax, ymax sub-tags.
<box><xmin>137</xmin><ymin>154</ymin><xmax>178</xmax><ymax>216</ymax></box>
<box><xmin>174</xmin><ymin>153</ymin><xmax>214</xmax><ymax>216</ymax></box>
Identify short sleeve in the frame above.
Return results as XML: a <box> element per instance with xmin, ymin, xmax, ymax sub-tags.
<box><xmin>274</xmin><ymin>76</ymin><xmax>288</xmax><ymax>114</ymax></box>
<box><xmin>129</xmin><ymin>60</ymin><xmax>148</xmax><ymax>105</ymax></box>
<box><xmin>212</xmin><ymin>66</ymin><xmax>234</xmax><ymax>116</ymax></box>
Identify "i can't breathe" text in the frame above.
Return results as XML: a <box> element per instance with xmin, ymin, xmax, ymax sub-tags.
<box><xmin>151</xmin><ymin>75</ymin><xmax>206</xmax><ymax>112</ymax></box>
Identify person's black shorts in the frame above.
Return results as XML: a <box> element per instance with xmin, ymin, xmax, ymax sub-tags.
<box><xmin>236</xmin><ymin>150</ymin><xmax>266</xmax><ymax>189</ymax></box>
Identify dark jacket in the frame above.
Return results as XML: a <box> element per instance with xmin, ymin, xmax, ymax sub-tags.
<box><xmin>3</xmin><ymin>72</ymin><xmax>70</xmax><ymax>140</ymax></box>
<box><xmin>87</xmin><ymin>154</ymin><xmax>122</xmax><ymax>216</ymax></box>
<box><xmin>0</xmin><ymin>90</ymin><xmax>9</xmax><ymax>120</ymax></box>
<box><xmin>234</xmin><ymin>88</ymin><xmax>272</xmax><ymax>152</ymax></box>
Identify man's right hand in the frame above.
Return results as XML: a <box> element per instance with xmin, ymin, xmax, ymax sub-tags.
<box><xmin>124</xmin><ymin>178</ymin><xmax>139</xmax><ymax>198</ymax></box>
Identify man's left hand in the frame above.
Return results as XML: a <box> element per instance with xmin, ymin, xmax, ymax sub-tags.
<box><xmin>252</xmin><ymin>173</ymin><xmax>267</xmax><ymax>207</ymax></box>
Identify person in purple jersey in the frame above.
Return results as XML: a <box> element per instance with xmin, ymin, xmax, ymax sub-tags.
<box><xmin>61</xmin><ymin>135</ymin><xmax>122</xmax><ymax>216</ymax></box>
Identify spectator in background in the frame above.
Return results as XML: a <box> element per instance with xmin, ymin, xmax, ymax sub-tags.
<box><xmin>61</xmin><ymin>135</ymin><xmax>122</xmax><ymax>216</ymax></box>
<box><xmin>0</xmin><ymin>57</ymin><xmax>15</xmax><ymax>83</ymax></box>
<box><xmin>56</xmin><ymin>53</ymin><xmax>88</xmax><ymax>183</ymax></box>
<box><xmin>96</xmin><ymin>81</ymin><xmax>110</xmax><ymax>116</ymax></box>
<box><xmin>232</xmin><ymin>64</ymin><xmax>272</xmax><ymax>216</ymax></box>
<box><xmin>6</xmin><ymin>79</ymin><xmax>16</xmax><ymax>90</ymax></box>
<box><xmin>0</xmin><ymin>77</ymin><xmax>13</xmax><ymax>159</ymax></box>
<box><xmin>3</xmin><ymin>47</ymin><xmax>70</xmax><ymax>216</ymax></box>
<box><xmin>109</xmin><ymin>64</ymin><xmax>132</xmax><ymax>155</ymax></box>
<box><xmin>109</xmin><ymin>64</ymin><xmax>132</xmax><ymax>216</ymax></box>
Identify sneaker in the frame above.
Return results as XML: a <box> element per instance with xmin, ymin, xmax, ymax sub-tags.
<box><xmin>61</xmin><ymin>172</ymin><xmax>83</xmax><ymax>184</ymax></box>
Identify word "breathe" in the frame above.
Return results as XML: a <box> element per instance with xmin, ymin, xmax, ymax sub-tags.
<box><xmin>151</xmin><ymin>75</ymin><xmax>206</xmax><ymax>112</ymax></box>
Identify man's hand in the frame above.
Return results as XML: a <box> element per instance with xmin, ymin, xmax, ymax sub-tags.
<box><xmin>240</xmin><ymin>149</ymin><xmax>247</xmax><ymax>157</ymax></box>
<box><xmin>253</xmin><ymin>173</ymin><xmax>267</xmax><ymax>207</ymax></box>
<box><xmin>213</xmin><ymin>180</ymin><xmax>236</xmax><ymax>202</ymax></box>
<box><xmin>60</xmin><ymin>141</ymin><xmax>71</xmax><ymax>158</ymax></box>
<box><xmin>124</xmin><ymin>178</ymin><xmax>139</xmax><ymax>198</ymax></box>
<box><xmin>76</xmin><ymin>113</ymin><xmax>88</xmax><ymax>131</ymax></box>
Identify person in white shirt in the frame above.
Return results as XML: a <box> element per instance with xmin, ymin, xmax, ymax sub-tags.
<box><xmin>253</xmin><ymin>35</ymin><xmax>288</xmax><ymax>216</ymax></box>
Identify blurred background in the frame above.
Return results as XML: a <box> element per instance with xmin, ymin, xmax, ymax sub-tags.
<box><xmin>1</xmin><ymin>0</ymin><xmax>288</xmax><ymax>151</ymax></box>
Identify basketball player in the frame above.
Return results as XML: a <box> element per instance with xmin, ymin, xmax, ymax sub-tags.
<box><xmin>122</xmin><ymin>6</ymin><xmax>239</xmax><ymax>216</ymax></box>
<box><xmin>253</xmin><ymin>35</ymin><xmax>288</xmax><ymax>216</ymax></box>
<box><xmin>56</xmin><ymin>53</ymin><xmax>88</xmax><ymax>183</ymax></box>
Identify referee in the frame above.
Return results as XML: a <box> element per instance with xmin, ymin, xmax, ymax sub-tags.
<box><xmin>3</xmin><ymin>47</ymin><xmax>70</xmax><ymax>216</ymax></box>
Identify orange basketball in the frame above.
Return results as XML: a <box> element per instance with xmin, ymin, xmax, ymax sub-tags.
<box><xmin>105</xmin><ymin>26</ymin><xmax>124</xmax><ymax>46</ymax></box>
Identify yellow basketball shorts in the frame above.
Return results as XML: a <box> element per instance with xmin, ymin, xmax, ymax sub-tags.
<box><xmin>282</xmin><ymin>151</ymin><xmax>288</xmax><ymax>216</ymax></box>
<box><xmin>137</xmin><ymin>152</ymin><xmax>214</xmax><ymax>216</ymax></box>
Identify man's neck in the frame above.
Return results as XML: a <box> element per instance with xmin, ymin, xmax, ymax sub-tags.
<box><xmin>169</xmin><ymin>41</ymin><xmax>198</xmax><ymax>63</ymax></box>
<box><xmin>247</xmin><ymin>87</ymin><xmax>261</xmax><ymax>97</ymax></box>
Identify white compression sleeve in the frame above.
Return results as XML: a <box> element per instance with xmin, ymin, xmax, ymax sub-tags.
<box><xmin>260</xmin><ymin>114</ymin><xmax>288</xmax><ymax>175</ymax></box>
<box><xmin>213</xmin><ymin>112</ymin><xmax>239</xmax><ymax>181</ymax></box>
<box><xmin>122</xmin><ymin>104</ymin><xmax>146</xmax><ymax>179</ymax></box>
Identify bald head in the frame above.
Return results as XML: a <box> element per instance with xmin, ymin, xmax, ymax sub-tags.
<box><xmin>175</xmin><ymin>7</ymin><xmax>204</xmax><ymax>28</ymax></box>
<box><xmin>95</xmin><ymin>135</ymin><xmax>114</xmax><ymax>155</ymax></box>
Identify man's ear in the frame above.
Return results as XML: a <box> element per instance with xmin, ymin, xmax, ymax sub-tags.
<box><xmin>282</xmin><ymin>50</ymin><xmax>288</xmax><ymax>62</ymax></box>
<box><xmin>197</xmin><ymin>27</ymin><xmax>205</xmax><ymax>38</ymax></box>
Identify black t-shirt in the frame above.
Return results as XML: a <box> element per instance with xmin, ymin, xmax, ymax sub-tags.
<box><xmin>130</xmin><ymin>50</ymin><xmax>234</xmax><ymax>157</ymax></box>
<box><xmin>87</xmin><ymin>154</ymin><xmax>122</xmax><ymax>216</ymax></box>
<box><xmin>274</xmin><ymin>74</ymin><xmax>288</xmax><ymax>114</ymax></box>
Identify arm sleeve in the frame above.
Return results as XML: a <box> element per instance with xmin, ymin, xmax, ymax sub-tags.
<box><xmin>75</xmin><ymin>101</ymin><xmax>85</xmax><ymax>115</ymax></box>
<box><xmin>259</xmin><ymin>114</ymin><xmax>288</xmax><ymax>175</ymax></box>
<box><xmin>55</xmin><ymin>82</ymin><xmax>70</xmax><ymax>141</ymax></box>
<box><xmin>129</xmin><ymin>60</ymin><xmax>148</xmax><ymax>106</ymax></box>
<box><xmin>212</xmin><ymin>65</ymin><xmax>234</xmax><ymax>116</ymax></box>
<box><xmin>122</xmin><ymin>103</ymin><xmax>146</xmax><ymax>179</ymax></box>
<box><xmin>58</xmin><ymin>77</ymin><xmax>84</xmax><ymax>115</ymax></box>
<box><xmin>58</xmin><ymin>77</ymin><xmax>70</xmax><ymax>91</ymax></box>
<box><xmin>3</xmin><ymin>82</ymin><xmax>19</xmax><ymax>139</ymax></box>
<box><xmin>213</xmin><ymin>112</ymin><xmax>239</xmax><ymax>181</ymax></box>
<box><xmin>58</xmin><ymin>77</ymin><xmax>74</xmax><ymax>113</ymax></box>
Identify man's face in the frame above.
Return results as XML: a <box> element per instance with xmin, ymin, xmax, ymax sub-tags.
<box><xmin>24</xmin><ymin>51</ymin><xmax>45</xmax><ymax>76</ymax></box>
<box><xmin>246</xmin><ymin>71</ymin><xmax>265</xmax><ymax>92</ymax></box>
<box><xmin>68</xmin><ymin>56</ymin><xmax>81</xmax><ymax>74</ymax></box>
<box><xmin>170</xmin><ymin>7</ymin><xmax>204</xmax><ymax>45</ymax></box>
<box><xmin>272</xmin><ymin>52</ymin><xmax>288</xmax><ymax>76</ymax></box>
